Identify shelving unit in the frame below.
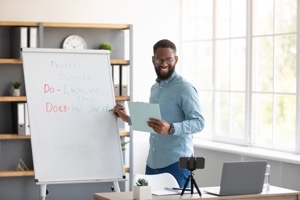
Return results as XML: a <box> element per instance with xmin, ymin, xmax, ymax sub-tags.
<box><xmin>0</xmin><ymin>21</ymin><xmax>133</xmax><ymax>197</ymax></box>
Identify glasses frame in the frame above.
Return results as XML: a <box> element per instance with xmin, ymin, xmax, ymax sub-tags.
<box><xmin>154</xmin><ymin>57</ymin><xmax>176</xmax><ymax>65</ymax></box>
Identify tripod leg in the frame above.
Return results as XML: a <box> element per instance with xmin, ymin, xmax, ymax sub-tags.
<box><xmin>180</xmin><ymin>175</ymin><xmax>191</xmax><ymax>196</ymax></box>
<box><xmin>191</xmin><ymin>175</ymin><xmax>194</xmax><ymax>195</ymax></box>
<box><xmin>191</xmin><ymin>176</ymin><xmax>202</xmax><ymax>197</ymax></box>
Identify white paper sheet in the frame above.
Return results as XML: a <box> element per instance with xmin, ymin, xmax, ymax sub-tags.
<box><xmin>152</xmin><ymin>187</ymin><xmax>193</xmax><ymax>196</ymax></box>
<box><xmin>152</xmin><ymin>189</ymin><xmax>180</xmax><ymax>196</ymax></box>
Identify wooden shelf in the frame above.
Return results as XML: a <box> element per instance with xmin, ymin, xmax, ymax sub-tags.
<box><xmin>0</xmin><ymin>96</ymin><xmax>26</xmax><ymax>102</ymax></box>
<box><xmin>0</xmin><ymin>170</ymin><xmax>34</xmax><ymax>177</ymax></box>
<box><xmin>111</xmin><ymin>60</ymin><xmax>130</xmax><ymax>65</ymax></box>
<box><xmin>0</xmin><ymin>59</ymin><xmax>22</xmax><ymax>64</ymax></box>
<box><xmin>0</xmin><ymin>59</ymin><xmax>129</xmax><ymax>65</ymax></box>
<box><xmin>0</xmin><ymin>21</ymin><xmax>38</xmax><ymax>27</ymax></box>
<box><xmin>124</xmin><ymin>166</ymin><xmax>130</xmax><ymax>173</ymax></box>
<box><xmin>0</xmin><ymin>132</ymin><xmax>130</xmax><ymax>140</ymax></box>
<box><xmin>0</xmin><ymin>132</ymin><xmax>127</xmax><ymax>139</ymax></box>
<box><xmin>119</xmin><ymin>130</ymin><xmax>130</xmax><ymax>137</ymax></box>
<box><xmin>115</xmin><ymin>96</ymin><xmax>130</xmax><ymax>101</ymax></box>
<box><xmin>0</xmin><ymin>21</ymin><xmax>130</xmax><ymax>29</ymax></box>
<box><xmin>0</xmin><ymin>134</ymin><xmax>30</xmax><ymax>140</ymax></box>
<box><xmin>0</xmin><ymin>96</ymin><xmax>128</xmax><ymax>102</ymax></box>
<box><xmin>42</xmin><ymin>22</ymin><xmax>130</xmax><ymax>30</ymax></box>
<box><xmin>0</xmin><ymin>168</ymin><xmax>128</xmax><ymax>177</ymax></box>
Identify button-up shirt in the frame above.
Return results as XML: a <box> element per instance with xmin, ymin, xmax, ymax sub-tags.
<box><xmin>147</xmin><ymin>71</ymin><xmax>205</xmax><ymax>169</ymax></box>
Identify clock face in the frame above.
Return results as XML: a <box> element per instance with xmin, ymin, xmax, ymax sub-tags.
<box><xmin>62</xmin><ymin>35</ymin><xmax>87</xmax><ymax>49</ymax></box>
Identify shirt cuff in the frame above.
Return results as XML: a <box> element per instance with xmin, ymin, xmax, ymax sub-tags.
<box><xmin>128</xmin><ymin>116</ymin><xmax>132</xmax><ymax>125</ymax></box>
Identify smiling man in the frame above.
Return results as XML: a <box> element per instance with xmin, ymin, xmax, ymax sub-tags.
<box><xmin>113</xmin><ymin>39</ymin><xmax>205</xmax><ymax>187</ymax></box>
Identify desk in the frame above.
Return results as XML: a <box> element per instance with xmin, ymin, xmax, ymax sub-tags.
<box><xmin>94</xmin><ymin>186</ymin><xmax>300</xmax><ymax>200</ymax></box>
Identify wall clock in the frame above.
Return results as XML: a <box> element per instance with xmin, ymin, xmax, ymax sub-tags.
<box><xmin>62</xmin><ymin>35</ymin><xmax>87</xmax><ymax>49</ymax></box>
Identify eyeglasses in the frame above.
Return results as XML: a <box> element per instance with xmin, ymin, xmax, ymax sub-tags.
<box><xmin>154</xmin><ymin>57</ymin><xmax>175</xmax><ymax>65</ymax></box>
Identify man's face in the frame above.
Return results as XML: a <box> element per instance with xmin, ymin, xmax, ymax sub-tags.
<box><xmin>152</xmin><ymin>47</ymin><xmax>178</xmax><ymax>80</ymax></box>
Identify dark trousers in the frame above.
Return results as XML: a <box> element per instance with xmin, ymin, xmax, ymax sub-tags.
<box><xmin>146</xmin><ymin>162</ymin><xmax>190</xmax><ymax>188</ymax></box>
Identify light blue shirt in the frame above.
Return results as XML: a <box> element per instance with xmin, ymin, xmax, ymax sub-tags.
<box><xmin>147</xmin><ymin>71</ymin><xmax>205</xmax><ymax>169</ymax></box>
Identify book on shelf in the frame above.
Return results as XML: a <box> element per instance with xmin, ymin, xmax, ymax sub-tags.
<box><xmin>29</xmin><ymin>27</ymin><xmax>38</xmax><ymax>48</ymax></box>
<box><xmin>121</xmin><ymin>65</ymin><xmax>129</xmax><ymax>96</ymax></box>
<box><xmin>14</xmin><ymin>103</ymin><xmax>25</xmax><ymax>135</ymax></box>
<box><xmin>11</xmin><ymin>102</ymin><xmax>30</xmax><ymax>135</ymax></box>
<box><xmin>113</xmin><ymin>64</ymin><xmax>120</xmax><ymax>96</ymax></box>
<box><xmin>10</xmin><ymin>27</ymin><xmax>28</xmax><ymax>59</ymax></box>
<box><xmin>24</xmin><ymin>103</ymin><xmax>30</xmax><ymax>135</ymax></box>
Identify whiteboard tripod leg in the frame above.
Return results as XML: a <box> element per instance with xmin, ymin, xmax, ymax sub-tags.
<box><xmin>40</xmin><ymin>184</ymin><xmax>47</xmax><ymax>200</ymax></box>
<box><xmin>113</xmin><ymin>181</ymin><xmax>120</xmax><ymax>192</ymax></box>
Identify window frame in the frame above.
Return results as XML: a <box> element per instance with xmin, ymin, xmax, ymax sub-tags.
<box><xmin>180</xmin><ymin>0</ymin><xmax>300</xmax><ymax>154</ymax></box>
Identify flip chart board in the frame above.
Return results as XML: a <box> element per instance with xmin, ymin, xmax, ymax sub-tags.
<box><xmin>22</xmin><ymin>48</ymin><xmax>124</xmax><ymax>184</ymax></box>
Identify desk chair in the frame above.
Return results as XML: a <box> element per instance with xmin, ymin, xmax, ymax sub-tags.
<box><xmin>133</xmin><ymin>173</ymin><xmax>179</xmax><ymax>191</ymax></box>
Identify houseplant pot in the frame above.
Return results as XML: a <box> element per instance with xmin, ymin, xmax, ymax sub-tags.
<box><xmin>11</xmin><ymin>81</ymin><xmax>22</xmax><ymax>96</ymax></box>
<box><xmin>133</xmin><ymin>178</ymin><xmax>152</xmax><ymax>200</ymax></box>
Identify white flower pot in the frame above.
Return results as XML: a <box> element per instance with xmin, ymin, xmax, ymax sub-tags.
<box><xmin>12</xmin><ymin>88</ymin><xmax>21</xmax><ymax>96</ymax></box>
<box><xmin>133</xmin><ymin>185</ymin><xmax>152</xmax><ymax>200</ymax></box>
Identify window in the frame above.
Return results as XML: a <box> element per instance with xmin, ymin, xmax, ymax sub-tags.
<box><xmin>180</xmin><ymin>0</ymin><xmax>298</xmax><ymax>152</ymax></box>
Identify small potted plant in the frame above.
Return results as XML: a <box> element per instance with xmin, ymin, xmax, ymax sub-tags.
<box><xmin>133</xmin><ymin>178</ymin><xmax>152</xmax><ymax>200</ymax></box>
<box><xmin>121</xmin><ymin>141</ymin><xmax>130</xmax><ymax>151</ymax></box>
<box><xmin>99</xmin><ymin>43</ymin><xmax>113</xmax><ymax>52</ymax></box>
<box><xmin>11</xmin><ymin>81</ymin><xmax>22</xmax><ymax>96</ymax></box>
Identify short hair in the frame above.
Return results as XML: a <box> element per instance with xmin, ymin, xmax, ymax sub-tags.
<box><xmin>153</xmin><ymin>39</ymin><xmax>177</xmax><ymax>54</ymax></box>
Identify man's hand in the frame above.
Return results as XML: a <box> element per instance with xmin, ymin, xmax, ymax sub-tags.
<box><xmin>113</xmin><ymin>103</ymin><xmax>129</xmax><ymax>123</ymax></box>
<box><xmin>147</xmin><ymin>118</ymin><xmax>171</xmax><ymax>134</ymax></box>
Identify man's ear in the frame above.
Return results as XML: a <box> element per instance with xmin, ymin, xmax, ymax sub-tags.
<box><xmin>152</xmin><ymin>56</ymin><xmax>155</xmax><ymax>65</ymax></box>
<box><xmin>175</xmin><ymin>55</ymin><xmax>179</xmax><ymax>65</ymax></box>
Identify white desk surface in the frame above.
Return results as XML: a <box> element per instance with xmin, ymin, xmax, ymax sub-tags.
<box><xmin>94</xmin><ymin>186</ymin><xmax>300</xmax><ymax>200</ymax></box>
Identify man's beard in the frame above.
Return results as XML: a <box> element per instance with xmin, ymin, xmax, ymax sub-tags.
<box><xmin>155</xmin><ymin>66</ymin><xmax>175</xmax><ymax>81</ymax></box>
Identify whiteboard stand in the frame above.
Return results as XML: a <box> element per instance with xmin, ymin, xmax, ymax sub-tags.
<box><xmin>39</xmin><ymin>181</ymin><xmax>121</xmax><ymax>199</ymax></box>
<box><xmin>113</xmin><ymin>181</ymin><xmax>120</xmax><ymax>192</ymax></box>
<box><xmin>40</xmin><ymin>184</ymin><xmax>47</xmax><ymax>200</ymax></box>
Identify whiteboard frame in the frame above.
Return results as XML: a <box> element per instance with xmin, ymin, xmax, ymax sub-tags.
<box><xmin>22</xmin><ymin>48</ymin><xmax>125</xmax><ymax>187</ymax></box>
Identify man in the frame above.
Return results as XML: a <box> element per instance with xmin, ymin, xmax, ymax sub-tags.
<box><xmin>113</xmin><ymin>39</ymin><xmax>205</xmax><ymax>187</ymax></box>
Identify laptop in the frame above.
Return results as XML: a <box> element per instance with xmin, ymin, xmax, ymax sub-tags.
<box><xmin>204</xmin><ymin>161</ymin><xmax>267</xmax><ymax>196</ymax></box>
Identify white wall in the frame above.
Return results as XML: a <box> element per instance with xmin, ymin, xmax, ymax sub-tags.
<box><xmin>0</xmin><ymin>0</ymin><xmax>181</xmax><ymax>183</ymax></box>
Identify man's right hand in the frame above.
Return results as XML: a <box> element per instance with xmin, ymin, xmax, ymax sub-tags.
<box><xmin>113</xmin><ymin>103</ymin><xmax>129</xmax><ymax>123</ymax></box>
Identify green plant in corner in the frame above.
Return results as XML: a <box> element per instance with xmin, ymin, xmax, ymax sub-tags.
<box><xmin>121</xmin><ymin>141</ymin><xmax>130</xmax><ymax>151</ymax></box>
<box><xmin>99</xmin><ymin>43</ymin><xmax>113</xmax><ymax>51</ymax></box>
<box><xmin>135</xmin><ymin>178</ymin><xmax>149</xmax><ymax>186</ymax></box>
<box><xmin>11</xmin><ymin>81</ymin><xmax>22</xmax><ymax>89</ymax></box>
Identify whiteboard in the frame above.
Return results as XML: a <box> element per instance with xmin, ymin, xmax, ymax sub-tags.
<box><xmin>22</xmin><ymin>48</ymin><xmax>124</xmax><ymax>184</ymax></box>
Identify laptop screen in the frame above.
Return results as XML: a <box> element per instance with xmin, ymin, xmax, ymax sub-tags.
<box><xmin>205</xmin><ymin>161</ymin><xmax>267</xmax><ymax>196</ymax></box>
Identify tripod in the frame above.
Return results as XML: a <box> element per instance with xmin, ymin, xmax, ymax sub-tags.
<box><xmin>180</xmin><ymin>170</ymin><xmax>201</xmax><ymax>196</ymax></box>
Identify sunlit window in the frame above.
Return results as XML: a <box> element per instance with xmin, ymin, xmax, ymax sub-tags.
<box><xmin>180</xmin><ymin>0</ymin><xmax>298</xmax><ymax>152</ymax></box>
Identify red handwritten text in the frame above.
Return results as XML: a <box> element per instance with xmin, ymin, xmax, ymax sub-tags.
<box><xmin>46</xmin><ymin>102</ymin><xmax>69</xmax><ymax>113</ymax></box>
<box><xmin>44</xmin><ymin>84</ymin><xmax>55</xmax><ymax>93</ymax></box>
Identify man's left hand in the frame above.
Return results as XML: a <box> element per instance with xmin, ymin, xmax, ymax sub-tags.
<box><xmin>147</xmin><ymin>118</ymin><xmax>171</xmax><ymax>135</ymax></box>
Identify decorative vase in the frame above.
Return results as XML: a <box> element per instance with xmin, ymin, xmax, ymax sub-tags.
<box><xmin>133</xmin><ymin>185</ymin><xmax>152</xmax><ymax>200</ymax></box>
<box><xmin>12</xmin><ymin>88</ymin><xmax>21</xmax><ymax>96</ymax></box>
